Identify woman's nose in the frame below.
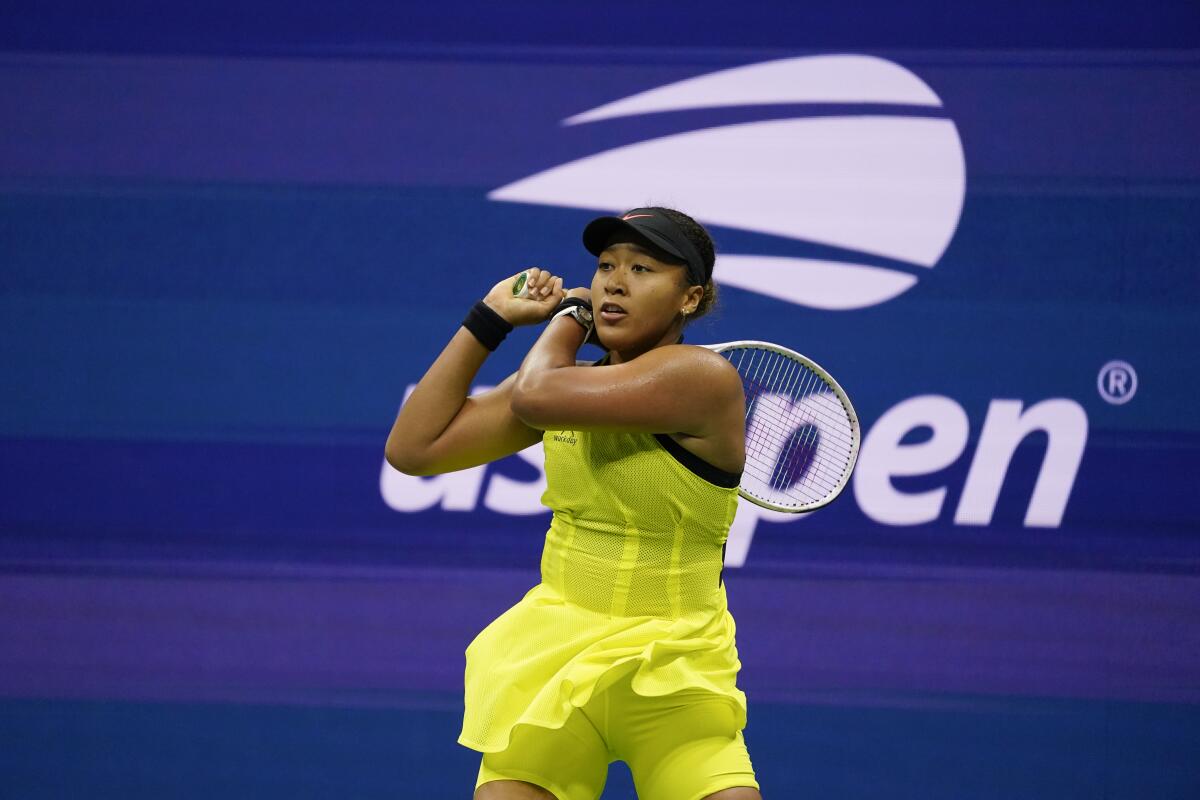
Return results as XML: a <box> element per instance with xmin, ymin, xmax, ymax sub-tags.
<box><xmin>604</xmin><ymin>267</ymin><xmax>627</xmax><ymax>295</ymax></box>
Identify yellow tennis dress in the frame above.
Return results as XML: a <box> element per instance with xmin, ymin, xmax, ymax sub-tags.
<box><xmin>458</xmin><ymin>421</ymin><xmax>747</xmax><ymax>756</ymax></box>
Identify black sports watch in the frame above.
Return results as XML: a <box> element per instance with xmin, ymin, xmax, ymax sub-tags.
<box><xmin>551</xmin><ymin>297</ymin><xmax>594</xmax><ymax>333</ymax></box>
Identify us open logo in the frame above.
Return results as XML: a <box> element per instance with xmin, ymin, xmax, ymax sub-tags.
<box><xmin>488</xmin><ymin>54</ymin><xmax>966</xmax><ymax>310</ymax></box>
<box><xmin>385</xmin><ymin>57</ymin><xmax>1088</xmax><ymax>569</ymax></box>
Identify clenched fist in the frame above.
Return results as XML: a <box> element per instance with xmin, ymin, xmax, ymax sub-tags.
<box><xmin>483</xmin><ymin>267</ymin><xmax>566</xmax><ymax>327</ymax></box>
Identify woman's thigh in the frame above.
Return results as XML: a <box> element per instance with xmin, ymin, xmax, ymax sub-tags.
<box><xmin>475</xmin><ymin>705</ymin><xmax>611</xmax><ymax>800</ymax></box>
<box><xmin>606</xmin><ymin>678</ymin><xmax>759</xmax><ymax>800</ymax></box>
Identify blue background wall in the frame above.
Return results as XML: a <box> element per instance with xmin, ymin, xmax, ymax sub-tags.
<box><xmin>1</xmin><ymin>2</ymin><xmax>1198</xmax><ymax>797</ymax></box>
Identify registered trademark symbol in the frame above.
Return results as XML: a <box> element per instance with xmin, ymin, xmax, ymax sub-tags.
<box><xmin>1097</xmin><ymin>360</ymin><xmax>1137</xmax><ymax>405</ymax></box>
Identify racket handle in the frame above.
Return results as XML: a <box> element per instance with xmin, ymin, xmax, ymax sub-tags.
<box><xmin>511</xmin><ymin>270</ymin><xmax>530</xmax><ymax>299</ymax></box>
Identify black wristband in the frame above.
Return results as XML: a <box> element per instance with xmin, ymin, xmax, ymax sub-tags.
<box><xmin>462</xmin><ymin>300</ymin><xmax>514</xmax><ymax>351</ymax></box>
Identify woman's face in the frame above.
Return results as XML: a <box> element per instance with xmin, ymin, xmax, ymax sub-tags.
<box><xmin>590</xmin><ymin>232</ymin><xmax>699</xmax><ymax>357</ymax></box>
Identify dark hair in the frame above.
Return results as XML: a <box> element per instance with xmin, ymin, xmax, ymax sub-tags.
<box><xmin>643</xmin><ymin>206</ymin><xmax>718</xmax><ymax>322</ymax></box>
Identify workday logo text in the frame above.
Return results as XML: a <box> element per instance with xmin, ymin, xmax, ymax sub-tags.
<box><xmin>488</xmin><ymin>54</ymin><xmax>967</xmax><ymax>311</ymax></box>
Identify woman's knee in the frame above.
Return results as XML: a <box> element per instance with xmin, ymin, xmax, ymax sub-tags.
<box><xmin>701</xmin><ymin>789</ymin><xmax>762</xmax><ymax>800</ymax></box>
<box><xmin>474</xmin><ymin>779</ymin><xmax>558</xmax><ymax>799</ymax></box>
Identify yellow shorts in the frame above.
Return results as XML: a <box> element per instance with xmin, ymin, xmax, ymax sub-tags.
<box><xmin>475</xmin><ymin>670</ymin><xmax>758</xmax><ymax>800</ymax></box>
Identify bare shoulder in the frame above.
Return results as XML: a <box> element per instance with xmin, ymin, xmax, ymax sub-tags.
<box><xmin>667</xmin><ymin>343</ymin><xmax>739</xmax><ymax>376</ymax></box>
<box><xmin>661</xmin><ymin>344</ymin><xmax>743</xmax><ymax>388</ymax></box>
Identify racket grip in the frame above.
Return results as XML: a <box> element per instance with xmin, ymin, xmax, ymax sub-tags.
<box><xmin>511</xmin><ymin>270</ymin><xmax>530</xmax><ymax>299</ymax></box>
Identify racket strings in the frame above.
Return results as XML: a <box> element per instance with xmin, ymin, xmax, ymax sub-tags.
<box><xmin>726</xmin><ymin>346</ymin><xmax>857</xmax><ymax>509</ymax></box>
<box><xmin>744</xmin><ymin>411</ymin><xmax>847</xmax><ymax>493</ymax></box>
<box><xmin>744</xmin><ymin>397</ymin><xmax>856</xmax><ymax>448</ymax></box>
<box><xmin>740</xmin><ymin>359</ymin><xmax>854</xmax><ymax>456</ymax></box>
<box><xmin>744</xmin><ymin>358</ymin><xmax>844</xmax><ymax>489</ymax></box>
<box><xmin>738</xmin><ymin>352</ymin><xmax>853</xmax><ymax>440</ymax></box>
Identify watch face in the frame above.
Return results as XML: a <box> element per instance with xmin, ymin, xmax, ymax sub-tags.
<box><xmin>577</xmin><ymin>306</ymin><xmax>593</xmax><ymax>324</ymax></box>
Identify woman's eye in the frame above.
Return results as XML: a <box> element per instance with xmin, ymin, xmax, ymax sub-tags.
<box><xmin>633</xmin><ymin>264</ymin><xmax>650</xmax><ymax>272</ymax></box>
<box><xmin>597</xmin><ymin>262</ymin><xmax>612</xmax><ymax>271</ymax></box>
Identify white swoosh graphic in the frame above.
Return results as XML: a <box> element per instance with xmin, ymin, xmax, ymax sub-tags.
<box><xmin>714</xmin><ymin>256</ymin><xmax>918</xmax><ymax>310</ymax></box>
<box><xmin>565</xmin><ymin>54</ymin><xmax>943</xmax><ymax>125</ymax></box>
<box><xmin>489</xmin><ymin>116</ymin><xmax>965</xmax><ymax>268</ymax></box>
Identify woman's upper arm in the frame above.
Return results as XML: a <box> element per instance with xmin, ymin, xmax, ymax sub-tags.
<box><xmin>510</xmin><ymin>345</ymin><xmax>743</xmax><ymax>436</ymax></box>
<box><xmin>389</xmin><ymin>371</ymin><xmax>543</xmax><ymax>476</ymax></box>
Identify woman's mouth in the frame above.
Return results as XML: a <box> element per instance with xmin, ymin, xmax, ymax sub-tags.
<box><xmin>599</xmin><ymin>302</ymin><xmax>627</xmax><ymax>323</ymax></box>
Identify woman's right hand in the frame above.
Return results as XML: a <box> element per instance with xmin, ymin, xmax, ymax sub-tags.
<box><xmin>483</xmin><ymin>268</ymin><xmax>565</xmax><ymax>327</ymax></box>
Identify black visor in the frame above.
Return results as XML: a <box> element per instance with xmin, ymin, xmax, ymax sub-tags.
<box><xmin>582</xmin><ymin>209</ymin><xmax>709</xmax><ymax>286</ymax></box>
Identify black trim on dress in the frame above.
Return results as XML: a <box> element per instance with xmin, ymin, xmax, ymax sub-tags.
<box><xmin>652</xmin><ymin>433</ymin><xmax>743</xmax><ymax>489</ymax></box>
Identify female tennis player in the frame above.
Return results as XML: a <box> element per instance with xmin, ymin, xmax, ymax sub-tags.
<box><xmin>385</xmin><ymin>207</ymin><xmax>761</xmax><ymax>800</ymax></box>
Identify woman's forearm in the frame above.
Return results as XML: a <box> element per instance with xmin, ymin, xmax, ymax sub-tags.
<box><xmin>385</xmin><ymin>268</ymin><xmax>567</xmax><ymax>473</ymax></box>
<box><xmin>385</xmin><ymin>326</ymin><xmax>490</xmax><ymax>470</ymax></box>
<box><xmin>519</xmin><ymin>316</ymin><xmax>587</xmax><ymax>374</ymax></box>
<box><xmin>512</xmin><ymin>317</ymin><xmax>588</xmax><ymax>419</ymax></box>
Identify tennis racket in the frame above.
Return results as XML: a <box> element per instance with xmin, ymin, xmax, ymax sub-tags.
<box><xmin>704</xmin><ymin>341</ymin><xmax>860</xmax><ymax>513</ymax></box>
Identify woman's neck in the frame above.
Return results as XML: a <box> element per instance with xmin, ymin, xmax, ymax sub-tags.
<box><xmin>606</xmin><ymin>323</ymin><xmax>686</xmax><ymax>365</ymax></box>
